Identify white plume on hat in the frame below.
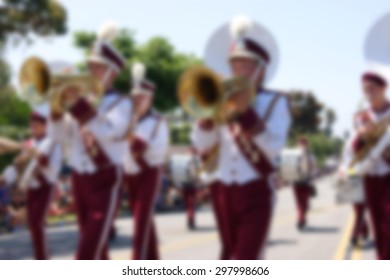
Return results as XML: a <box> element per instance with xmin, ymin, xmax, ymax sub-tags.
<box><xmin>97</xmin><ymin>21</ymin><xmax>119</xmax><ymax>42</ymax></box>
<box><xmin>132</xmin><ymin>62</ymin><xmax>146</xmax><ymax>83</ymax></box>
<box><xmin>230</xmin><ymin>15</ymin><xmax>253</xmax><ymax>39</ymax></box>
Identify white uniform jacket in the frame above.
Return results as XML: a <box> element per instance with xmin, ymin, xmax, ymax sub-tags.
<box><xmin>340</xmin><ymin>105</ymin><xmax>390</xmax><ymax>176</ymax></box>
<box><xmin>191</xmin><ymin>90</ymin><xmax>291</xmax><ymax>185</ymax></box>
<box><xmin>2</xmin><ymin>137</ymin><xmax>62</xmax><ymax>189</ymax></box>
<box><xmin>123</xmin><ymin>111</ymin><xmax>169</xmax><ymax>175</ymax></box>
<box><xmin>48</xmin><ymin>91</ymin><xmax>132</xmax><ymax>174</ymax></box>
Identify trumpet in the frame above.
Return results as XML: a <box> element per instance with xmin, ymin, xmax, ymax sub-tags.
<box><xmin>19</xmin><ymin>56</ymin><xmax>104</xmax><ymax>114</ymax></box>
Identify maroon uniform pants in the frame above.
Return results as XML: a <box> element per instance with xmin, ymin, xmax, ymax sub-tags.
<box><xmin>27</xmin><ymin>184</ymin><xmax>54</xmax><ymax>260</ymax></box>
<box><xmin>209</xmin><ymin>182</ymin><xmax>230</xmax><ymax>260</ymax></box>
<box><xmin>215</xmin><ymin>179</ymin><xmax>273</xmax><ymax>260</ymax></box>
<box><xmin>183</xmin><ymin>188</ymin><xmax>197</xmax><ymax>228</ymax></box>
<box><xmin>293</xmin><ymin>183</ymin><xmax>312</xmax><ymax>224</ymax></box>
<box><xmin>351</xmin><ymin>203</ymin><xmax>368</xmax><ymax>240</ymax></box>
<box><xmin>72</xmin><ymin>166</ymin><xmax>122</xmax><ymax>260</ymax></box>
<box><xmin>127</xmin><ymin>165</ymin><xmax>161</xmax><ymax>260</ymax></box>
<box><xmin>363</xmin><ymin>174</ymin><xmax>390</xmax><ymax>259</ymax></box>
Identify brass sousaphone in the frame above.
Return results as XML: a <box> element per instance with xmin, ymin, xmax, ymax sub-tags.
<box><xmin>19</xmin><ymin>56</ymin><xmax>104</xmax><ymax>115</ymax></box>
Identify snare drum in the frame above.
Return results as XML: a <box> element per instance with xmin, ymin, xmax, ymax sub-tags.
<box><xmin>169</xmin><ymin>154</ymin><xmax>194</xmax><ymax>187</ymax></box>
<box><xmin>279</xmin><ymin>148</ymin><xmax>311</xmax><ymax>182</ymax></box>
<box><xmin>335</xmin><ymin>175</ymin><xmax>365</xmax><ymax>204</ymax></box>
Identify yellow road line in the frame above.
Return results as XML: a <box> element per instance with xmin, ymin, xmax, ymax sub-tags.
<box><xmin>351</xmin><ymin>241</ymin><xmax>363</xmax><ymax>260</ymax></box>
<box><xmin>333</xmin><ymin>213</ymin><xmax>354</xmax><ymax>260</ymax></box>
<box><xmin>113</xmin><ymin>204</ymin><xmax>343</xmax><ymax>259</ymax></box>
<box><xmin>162</xmin><ymin>233</ymin><xmax>217</xmax><ymax>253</ymax></box>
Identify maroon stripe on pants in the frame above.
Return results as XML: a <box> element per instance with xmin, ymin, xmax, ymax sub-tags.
<box><xmin>183</xmin><ymin>188</ymin><xmax>197</xmax><ymax>227</ymax></box>
<box><xmin>72</xmin><ymin>165</ymin><xmax>122</xmax><ymax>260</ymax></box>
<box><xmin>27</xmin><ymin>183</ymin><xmax>53</xmax><ymax>260</ymax></box>
<box><xmin>363</xmin><ymin>174</ymin><xmax>390</xmax><ymax>259</ymax></box>
<box><xmin>127</xmin><ymin>165</ymin><xmax>161</xmax><ymax>260</ymax></box>
<box><xmin>352</xmin><ymin>203</ymin><xmax>368</xmax><ymax>240</ymax></box>
<box><xmin>209</xmin><ymin>182</ymin><xmax>231</xmax><ymax>260</ymax></box>
<box><xmin>292</xmin><ymin>183</ymin><xmax>311</xmax><ymax>224</ymax></box>
<box><xmin>217</xmin><ymin>179</ymin><xmax>273</xmax><ymax>260</ymax></box>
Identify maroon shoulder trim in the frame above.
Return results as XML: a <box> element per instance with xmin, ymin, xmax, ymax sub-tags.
<box><xmin>37</xmin><ymin>154</ymin><xmax>49</xmax><ymax>168</ymax></box>
<box><xmin>35</xmin><ymin>171</ymin><xmax>52</xmax><ymax>188</ymax></box>
<box><xmin>198</xmin><ymin>119</ymin><xmax>215</xmax><ymax>131</ymax></box>
<box><xmin>131</xmin><ymin>137</ymin><xmax>148</xmax><ymax>156</ymax></box>
<box><xmin>82</xmin><ymin>131</ymin><xmax>112</xmax><ymax>169</ymax></box>
<box><xmin>69</xmin><ymin>98</ymin><xmax>97</xmax><ymax>125</ymax></box>
<box><xmin>228</xmin><ymin>124</ymin><xmax>274</xmax><ymax>177</ymax></box>
<box><xmin>235</xmin><ymin>108</ymin><xmax>265</xmax><ymax>136</ymax></box>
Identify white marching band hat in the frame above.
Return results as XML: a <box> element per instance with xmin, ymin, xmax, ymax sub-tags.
<box><xmin>204</xmin><ymin>15</ymin><xmax>280</xmax><ymax>84</ymax></box>
<box><xmin>131</xmin><ymin>62</ymin><xmax>156</xmax><ymax>96</ymax></box>
<box><xmin>363</xmin><ymin>12</ymin><xmax>390</xmax><ymax>86</ymax></box>
<box><xmin>88</xmin><ymin>21</ymin><xmax>126</xmax><ymax>72</ymax></box>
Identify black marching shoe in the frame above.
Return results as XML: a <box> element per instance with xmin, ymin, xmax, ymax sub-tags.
<box><xmin>297</xmin><ymin>220</ymin><xmax>306</xmax><ymax>231</ymax></box>
<box><xmin>351</xmin><ymin>236</ymin><xmax>359</xmax><ymax>247</ymax></box>
<box><xmin>187</xmin><ymin>219</ymin><xmax>195</xmax><ymax>231</ymax></box>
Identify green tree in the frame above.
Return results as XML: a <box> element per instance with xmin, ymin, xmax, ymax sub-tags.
<box><xmin>0</xmin><ymin>86</ymin><xmax>30</xmax><ymax>127</ymax></box>
<box><xmin>73</xmin><ymin>30</ymin><xmax>201</xmax><ymax>111</ymax></box>
<box><xmin>0</xmin><ymin>0</ymin><xmax>67</xmax><ymax>49</ymax></box>
<box><xmin>289</xmin><ymin>91</ymin><xmax>324</xmax><ymax>136</ymax></box>
<box><xmin>323</xmin><ymin>108</ymin><xmax>336</xmax><ymax>137</ymax></box>
<box><xmin>0</xmin><ymin>58</ymin><xmax>10</xmax><ymax>89</ymax></box>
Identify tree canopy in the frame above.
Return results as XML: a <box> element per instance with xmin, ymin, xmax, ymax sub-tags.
<box><xmin>289</xmin><ymin>90</ymin><xmax>335</xmax><ymax>136</ymax></box>
<box><xmin>0</xmin><ymin>0</ymin><xmax>67</xmax><ymax>50</ymax></box>
<box><xmin>74</xmin><ymin>29</ymin><xmax>201</xmax><ymax>112</ymax></box>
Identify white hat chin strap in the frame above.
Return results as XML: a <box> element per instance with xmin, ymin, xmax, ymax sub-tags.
<box><xmin>102</xmin><ymin>66</ymin><xmax>114</xmax><ymax>88</ymax></box>
<box><xmin>251</xmin><ymin>63</ymin><xmax>263</xmax><ymax>85</ymax></box>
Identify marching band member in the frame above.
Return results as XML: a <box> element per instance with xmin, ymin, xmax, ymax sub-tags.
<box><xmin>0</xmin><ymin>104</ymin><xmax>62</xmax><ymax>259</ymax></box>
<box><xmin>48</xmin><ymin>22</ymin><xmax>132</xmax><ymax>260</ymax></box>
<box><xmin>292</xmin><ymin>138</ymin><xmax>317</xmax><ymax>231</ymax></box>
<box><xmin>193</xmin><ymin>16</ymin><xmax>291</xmax><ymax>259</ymax></box>
<box><xmin>338</xmin><ymin>67</ymin><xmax>390</xmax><ymax>258</ymax></box>
<box><xmin>123</xmin><ymin>63</ymin><xmax>169</xmax><ymax>260</ymax></box>
<box><xmin>181</xmin><ymin>151</ymin><xmax>200</xmax><ymax>230</ymax></box>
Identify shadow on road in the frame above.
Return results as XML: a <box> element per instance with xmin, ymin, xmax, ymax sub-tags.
<box><xmin>0</xmin><ymin>226</ymin><xmax>134</xmax><ymax>260</ymax></box>
<box><xmin>267</xmin><ymin>239</ymin><xmax>297</xmax><ymax>247</ymax></box>
<box><xmin>360</xmin><ymin>240</ymin><xmax>375</xmax><ymax>251</ymax></box>
<box><xmin>301</xmin><ymin>226</ymin><xmax>339</xmax><ymax>234</ymax></box>
<box><xmin>191</xmin><ymin>226</ymin><xmax>217</xmax><ymax>232</ymax></box>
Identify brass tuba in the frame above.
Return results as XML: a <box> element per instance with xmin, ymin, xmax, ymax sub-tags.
<box><xmin>177</xmin><ymin>66</ymin><xmax>254</xmax><ymax>123</ymax></box>
<box><xmin>19</xmin><ymin>56</ymin><xmax>104</xmax><ymax>114</ymax></box>
<box><xmin>177</xmin><ymin>66</ymin><xmax>224</xmax><ymax>122</ymax></box>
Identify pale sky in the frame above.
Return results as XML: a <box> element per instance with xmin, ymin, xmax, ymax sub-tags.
<box><xmin>4</xmin><ymin>0</ymin><xmax>390</xmax><ymax>136</ymax></box>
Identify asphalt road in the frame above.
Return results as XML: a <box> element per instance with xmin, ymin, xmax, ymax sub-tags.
<box><xmin>0</xmin><ymin>175</ymin><xmax>377</xmax><ymax>260</ymax></box>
